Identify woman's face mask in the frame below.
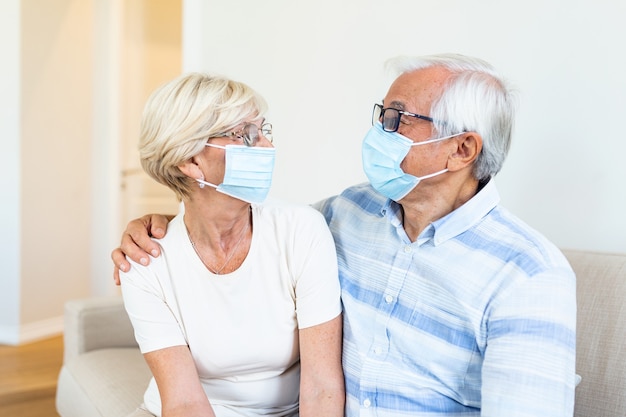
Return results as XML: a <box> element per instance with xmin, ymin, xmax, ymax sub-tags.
<box><xmin>197</xmin><ymin>143</ymin><xmax>276</xmax><ymax>204</ymax></box>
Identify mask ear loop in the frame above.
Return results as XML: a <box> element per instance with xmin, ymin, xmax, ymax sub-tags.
<box><xmin>196</xmin><ymin>177</ymin><xmax>219</xmax><ymax>190</ymax></box>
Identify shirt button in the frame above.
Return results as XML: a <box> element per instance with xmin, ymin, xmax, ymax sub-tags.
<box><xmin>404</xmin><ymin>245</ymin><xmax>412</xmax><ymax>253</ymax></box>
<box><xmin>374</xmin><ymin>347</ymin><xmax>382</xmax><ymax>354</ymax></box>
<box><xmin>363</xmin><ymin>399</ymin><xmax>371</xmax><ymax>408</ymax></box>
<box><xmin>385</xmin><ymin>295</ymin><xmax>393</xmax><ymax>304</ymax></box>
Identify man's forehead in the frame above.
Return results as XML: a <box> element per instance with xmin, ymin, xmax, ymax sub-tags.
<box><xmin>385</xmin><ymin>69</ymin><xmax>449</xmax><ymax>109</ymax></box>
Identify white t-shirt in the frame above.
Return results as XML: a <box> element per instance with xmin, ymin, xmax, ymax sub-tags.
<box><xmin>120</xmin><ymin>202</ymin><xmax>342</xmax><ymax>417</ymax></box>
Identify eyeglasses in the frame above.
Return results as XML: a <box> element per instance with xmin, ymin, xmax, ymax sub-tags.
<box><xmin>210</xmin><ymin>122</ymin><xmax>273</xmax><ymax>147</ymax></box>
<box><xmin>372</xmin><ymin>103</ymin><xmax>434</xmax><ymax>133</ymax></box>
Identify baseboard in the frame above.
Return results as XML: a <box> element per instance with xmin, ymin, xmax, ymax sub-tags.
<box><xmin>0</xmin><ymin>315</ymin><xmax>63</xmax><ymax>345</ymax></box>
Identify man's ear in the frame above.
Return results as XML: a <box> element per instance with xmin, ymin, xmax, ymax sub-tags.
<box><xmin>178</xmin><ymin>156</ymin><xmax>204</xmax><ymax>180</ymax></box>
<box><xmin>448</xmin><ymin>132</ymin><xmax>483</xmax><ymax>172</ymax></box>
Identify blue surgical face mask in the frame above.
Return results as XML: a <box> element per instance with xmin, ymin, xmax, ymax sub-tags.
<box><xmin>197</xmin><ymin>144</ymin><xmax>276</xmax><ymax>204</ymax></box>
<box><xmin>362</xmin><ymin>122</ymin><xmax>460</xmax><ymax>201</ymax></box>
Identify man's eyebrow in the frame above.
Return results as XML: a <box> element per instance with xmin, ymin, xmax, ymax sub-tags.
<box><xmin>386</xmin><ymin>100</ymin><xmax>406</xmax><ymax>110</ymax></box>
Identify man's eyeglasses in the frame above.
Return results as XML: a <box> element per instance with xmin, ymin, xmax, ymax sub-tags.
<box><xmin>210</xmin><ymin>123</ymin><xmax>273</xmax><ymax>147</ymax></box>
<box><xmin>372</xmin><ymin>103</ymin><xmax>434</xmax><ymax>133</ymax></box>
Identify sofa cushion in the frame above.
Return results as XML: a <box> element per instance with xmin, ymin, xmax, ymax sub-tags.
<box><xmin>56</xmin><ymin>348</ymin><xmax>151</xmax><ymax>417</ymax></box>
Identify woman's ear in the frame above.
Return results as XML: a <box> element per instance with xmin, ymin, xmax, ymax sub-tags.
<box><xmin>448</xmin><ymin>132</ymin><xmax>483</xmax><ymax>172</ymax></box>
<box><xmin>178</xmin><ymin>156</ymin><xmax>204</xmax><ymax>181</ymax></box>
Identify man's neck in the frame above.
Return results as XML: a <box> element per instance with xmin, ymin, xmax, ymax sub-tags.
<box><xmin>399</xmin><ymin>176</ymin><xmax>480</xmax><ymax>242</ymax></box>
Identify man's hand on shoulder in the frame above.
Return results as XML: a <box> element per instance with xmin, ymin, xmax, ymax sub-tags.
<box><xmin>111</xmin><ymin>213</ymin><xmax>173</xmax><ymax>285</ymax></box>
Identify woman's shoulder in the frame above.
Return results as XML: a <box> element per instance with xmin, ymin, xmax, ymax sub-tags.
<box><xmin>155</xmin><ymin>213</ymin><xmax>187</xmax><ymax>245</ymax></box>
<box><xmin>254</xmin><ymin>199</ymin><xmax>331</xmax><ymax>240</ymax></box>
<box><xmin>255</xmin><ymin>199</ymin><xmax>324</xmax><ymax>221</ymax></box>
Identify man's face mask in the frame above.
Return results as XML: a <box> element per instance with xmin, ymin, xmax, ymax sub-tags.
<box><xmin>361</xmin><ymin>122</ymin><xmax>461</xmax><ymax>201</ymax></box>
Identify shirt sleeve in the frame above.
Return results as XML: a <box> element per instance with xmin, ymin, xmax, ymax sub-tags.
<box><xmin>289</xmin><ymin>207</ymin><xmax>342</xmax><ymax>329</ymax></box>
<box><xmin>481</xmin><ymin>265</ymin><xmax>577</xmax><ymax>417</ymax></box>
<box><xmin>120</xmin><ymin>252</ymin><xmax>188</xmax><ymax>353</ymax></box>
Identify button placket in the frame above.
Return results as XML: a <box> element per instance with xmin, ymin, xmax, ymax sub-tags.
<box><xmin>359</xmin><ymin>242</ymin><xmax>415</xmax><ymax>412</ymax></box>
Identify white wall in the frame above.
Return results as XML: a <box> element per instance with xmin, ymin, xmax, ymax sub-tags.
<box><xmin>20</xmin><ymin>0</ymin><xmax>94</xmax><ymax>328</ymax></box>
<box><xmin>184</xmin><ymin>0</ymin><xmax>626</xmax><ymax>253</ymax></box>
<box><xmin>0</xmin><ymin>0</ymin><xmax>94</xmax><ymax>345</ymax></box>
<box><xmin>0</xmin><ymin>0</ymin><xmax>181</xmax><ymax>345</ymax></box>
<box><xmin>0</xmin><ymin>0</ymin><xmax>22</xmax><ymax>344</ymax></box>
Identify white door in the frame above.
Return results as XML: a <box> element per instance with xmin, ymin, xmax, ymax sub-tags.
<box><xmin>119</xmin><ymin>0</ymin><xmax>182</xmax><ymax>225</ymax></box>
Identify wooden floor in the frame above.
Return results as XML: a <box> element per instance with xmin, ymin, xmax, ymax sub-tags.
<box><xmin>0</xmin><ymin>335</ymin><xmax>63</xmax><ymax>417</ymax></box>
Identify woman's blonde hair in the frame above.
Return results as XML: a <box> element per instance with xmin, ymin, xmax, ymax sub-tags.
<box><xmin>139</xmin><ymin>73</ymin><xmax>268</xmax><ymax>200</ymax></box>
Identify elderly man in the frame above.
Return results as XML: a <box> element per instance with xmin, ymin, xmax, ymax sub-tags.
<box><xmin>113</xmin><ymin>53</ymin><xmax>576</xmax><ymax>416</ymax></box>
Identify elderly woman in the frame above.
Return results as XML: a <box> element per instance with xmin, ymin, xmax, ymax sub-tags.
<box><xmin>119</xmin><ymin>73</ymin><xmax>344</xmax><ymax>417</ymax></box>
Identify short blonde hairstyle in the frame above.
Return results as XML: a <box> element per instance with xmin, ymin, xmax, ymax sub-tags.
<box><xmin>139</xmin><ymin>73</ymin><xmax>268</xmax><ymax>200</ymax></box>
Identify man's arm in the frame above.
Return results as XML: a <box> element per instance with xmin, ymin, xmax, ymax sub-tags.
<box><xmin>111</xmin><ymin>214</ymin><xmax>173</xmax><ymax>285</ymax></box>
<box><xmin>481</xmin><ymin>267</ymin><xmax>576</xmax><ymax>416</ymax></box>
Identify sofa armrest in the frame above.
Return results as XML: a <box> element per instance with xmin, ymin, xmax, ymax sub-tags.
<box><xmin>63</xmin><ymin>296</ymin><xmax>138</xmax><ymax>364</ymax></box>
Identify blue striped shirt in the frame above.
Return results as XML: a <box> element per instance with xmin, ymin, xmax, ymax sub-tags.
<box><xmin>315</xmin><ymin>180</ymin><xmax>576</xmax><ymax>417</ymax></box>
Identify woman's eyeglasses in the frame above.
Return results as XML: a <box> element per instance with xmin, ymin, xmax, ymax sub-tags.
<box><xmin>211</xmin><ymin>123</ymin><xmax>273</xmax><ymax>146</ymax></box>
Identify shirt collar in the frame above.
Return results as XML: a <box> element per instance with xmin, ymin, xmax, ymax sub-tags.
<box><xmin>429</xmin><ymin>178</ymin><xmax>499</xmax><ymax>245</ymax></box>
<box><xmin>380</xmin><ymin>178</ymin><xmax>500</xmax><ymax>246</ymax></box>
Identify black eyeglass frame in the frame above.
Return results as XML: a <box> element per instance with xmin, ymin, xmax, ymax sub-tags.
<box><xmin>372</xmin><ymin>103</ymin><xmax>439</xmax><ymax>133</ymax></box>
<box><xmin>209</xmin><ymin>122</ymin><xmax>273</xmax><ymax>147</ymax></box>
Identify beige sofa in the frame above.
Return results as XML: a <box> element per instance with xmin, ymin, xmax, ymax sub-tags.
<box><xmin>56</xmin><ymin>249</ymin><xmax>626</xmax><ymax>417</ymax></box>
